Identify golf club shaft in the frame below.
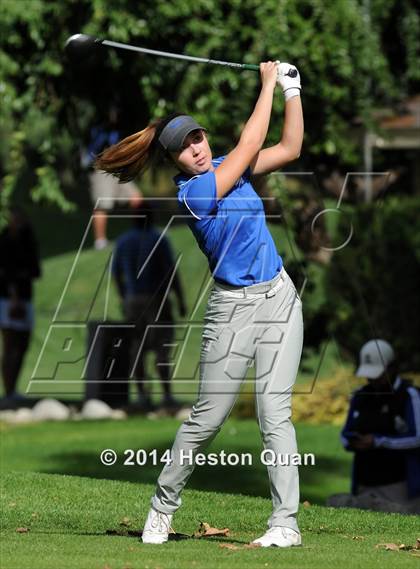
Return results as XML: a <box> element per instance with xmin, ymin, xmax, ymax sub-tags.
<box><xmin>101</xmin><ymin>39</ymin><xmax>260</xmax><ymax>72</ymax></box>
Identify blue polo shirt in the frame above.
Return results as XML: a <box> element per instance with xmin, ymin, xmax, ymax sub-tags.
<box><xmin>175</xmin><ymin>156</ymin><xmax>283</xmax><ymax>286</ymax></box>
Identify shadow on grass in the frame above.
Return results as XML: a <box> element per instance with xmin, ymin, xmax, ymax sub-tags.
<box><xmin>40</xmin><ymin>442</ymin><xmax>350</xmax><ymax>505</ymax></box>
<box><xmin>30</xmin><ymin>529</ymin><xmax>249</xmax><ymax>545</ymax></box>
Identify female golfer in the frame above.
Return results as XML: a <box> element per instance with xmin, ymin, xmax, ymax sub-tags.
<box><xmin>96</xmin><ymin>61</ymin><xmax>304</xmax><ymax>547</ymax></box>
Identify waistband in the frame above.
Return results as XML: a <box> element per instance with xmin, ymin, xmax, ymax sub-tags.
<box><xmin>213</xmin><ymin>266</ymin><xmax>286</xmax><ymax>299</ymax></box>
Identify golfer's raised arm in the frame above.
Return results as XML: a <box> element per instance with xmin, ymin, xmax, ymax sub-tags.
<box><xmin>214</xmin><ymin>61</ymin><xmax>278</xmax><ymax>199</ymax></box>
<box><xmin>250</xmin><ymin>62</ymin><xmax>303</xmax><ymax>176</ymax></box>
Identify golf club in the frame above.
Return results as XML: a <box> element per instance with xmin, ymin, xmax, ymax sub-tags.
<box><xmin>65</xmin><ymin>33</ymin><xmax>298</xmax><ymax>77</ymax></box>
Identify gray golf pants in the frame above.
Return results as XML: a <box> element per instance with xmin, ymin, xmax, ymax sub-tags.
<box><xmin>151</xmin><ymin>266</ymin><xmax>304</xmax><ymax>532</ymax></box>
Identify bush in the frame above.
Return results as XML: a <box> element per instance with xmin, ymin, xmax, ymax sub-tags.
<box><xmin>324</xmin><ymin>196</ymin><xmax>420</xmax><ymax>371</ymax></box>
<box><xmin>233</xmin><ymin>370</ymin><xmax>353</xmax><ymax>425</ymax></box>
<box><xmin>231</xmin><ymin>371</ymin><xmax>420</xmax><ymax>424</ymax></box>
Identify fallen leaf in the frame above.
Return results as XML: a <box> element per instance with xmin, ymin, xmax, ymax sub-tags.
<box><xmin>376</xmin><ymin>541</ymin><xmax>420</xmax><ymax>552</ymax></box>
<box><xmin>16</xmin><ymin>527</ymin><xmax>29</xmax><ymax>533</ymax></box>
<box><xmin>303</xmin><ymin>500</ymin><xmax>311</xmax><ymax>508</ymax></box>
<box><xmin>352</xmin><ymin>536</ymin><xmax>365</xmax><ymax>540</ymax></box>
<box><xmin>194</xmin><ymin>521</ymin><xmax>230</xmax><ymax>538</ymax></box>
<box><xmin>219</xmin><ymin>543</ymin><xmax>240</xmax><ymax>550</ymax></box>
<box><xmin>120</xmin><ymin>517</ymin><xmax>131</xmax><ymax>527</ymax></box>
<box><xmin>375</xmin><ymin>543</ymin><xmax>400</xmax><ymax>551</ymax></box>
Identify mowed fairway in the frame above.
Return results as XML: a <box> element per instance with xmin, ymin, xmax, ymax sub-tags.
<box><xmin>1</xmin><ymin>418</ymin><xmax>419</xmax><ymax>569</ymax></box>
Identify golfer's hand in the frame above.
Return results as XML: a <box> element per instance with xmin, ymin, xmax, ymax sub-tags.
<box><xmin>260</xmin><ymin>61</ymin><xmax>278</xmax><ymax>91</ymax></box>
<box><xmin>276</xmin><ymin>62</ymin><xmax>301</xmax><ymax>100</ymax></box>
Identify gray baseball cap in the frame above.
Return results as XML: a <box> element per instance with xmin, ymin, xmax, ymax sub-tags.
<box><xmin>158</xmin><ymin>115</ymin><xmax>206</xmax><ymax>152</ymax></box>
<box><xmin>355</xmin><ymin>339</ymin><xmax>395</xmax><ymax>379</ymax></box>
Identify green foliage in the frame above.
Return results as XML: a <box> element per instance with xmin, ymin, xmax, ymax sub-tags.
<box><xmin>324</xmin><ymin>196</ymin><xmax>420</xmax><ymax>371</ymax></box>
<box><xmin>0</xmin><ymin>0</ymin><xmax>419</xmax><ymax>212</ymax></box>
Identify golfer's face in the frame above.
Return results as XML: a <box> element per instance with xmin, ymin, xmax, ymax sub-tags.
<box><xmin>171</xmin><ymin>130</ymin><xmax>213</xmax><ymax>175</ymax></box>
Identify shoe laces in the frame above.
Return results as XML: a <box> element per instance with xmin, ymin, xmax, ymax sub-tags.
<box><xmin>151</xmin><ymin>510</ymin><xmax>174</xmax><ymax>534</ymax></box>
<box><xmin>267</xmin><ymin>526</ymin><xmax>289</xmax><ymax>539</ymax></box>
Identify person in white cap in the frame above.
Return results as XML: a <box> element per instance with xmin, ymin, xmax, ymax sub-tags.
<box><xmin>327</xmin><ymin>339</ymin><xmax>420</xmax><ymax>514</ymax></box>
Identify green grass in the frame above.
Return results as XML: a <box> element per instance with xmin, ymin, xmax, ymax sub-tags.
<box><xmin>1</xmin><ymin>418</ymin><xmax>419</xmax><ymax>569</ymax></box>
<box><xmin>0</xmin><ymin>418</ymin><xmax>349</xmax><ymax>503</ymax></box>
<box><xmin>2</xmin><ymin>221</ymin><xmax>346</xmax><ymax>402</ymax></box>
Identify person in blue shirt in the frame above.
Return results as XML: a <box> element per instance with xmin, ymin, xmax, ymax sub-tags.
<box><xmin>96</xmin><ymin>61</ymin><xmax>304</xmax><ymax>547</ymax></box>
<box><xmin>112</xmin><ymin>204</ymin><xmax>186</xmax><ymax>411</ymax></box>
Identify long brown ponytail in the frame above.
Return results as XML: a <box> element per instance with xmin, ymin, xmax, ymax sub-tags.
<box><xmin>94</xmin><ymin>113</ymin><xmax>182</xmax><ymax>183</ymax></box>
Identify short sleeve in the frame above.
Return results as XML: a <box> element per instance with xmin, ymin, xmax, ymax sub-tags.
<box><xmin>180</xmin><ymin>171</ymin><xmax>218</xmax><ymax>219</ymax></box>
<box><xmin>214</xmin><ymin>154</ymin><xmax>251</xmax><ymax>181</ymax></box>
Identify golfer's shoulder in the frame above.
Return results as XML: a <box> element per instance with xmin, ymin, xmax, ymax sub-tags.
<box><xmin>177</xmin><ymin>171</ymin><xmax>219</xmax><ymax>200</ymax></box>
<box><xmin>176</xmin><ymin>176</ymin><xmax>202</xmax><ymax>208</ymax></box>
<box><xmin>212</xmin><ymin>155</ymin><xmax>226</xmax><ymax>168</ymax></box>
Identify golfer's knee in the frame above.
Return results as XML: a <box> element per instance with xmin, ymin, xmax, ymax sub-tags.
<box><xmin>258</xmin><ymin>413</ymin><xmax>294</xmax><ymax>439</ymax></box>
<box><xmin>186</xmin><ymin>407</ymin><xmax>228</xmax><ymax>434</ymax></box>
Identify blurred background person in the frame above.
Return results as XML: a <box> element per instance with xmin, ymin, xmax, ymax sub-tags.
<box><xmin>0</xmin><ymin>207</ymin><xmax>41</xmax><ymax>405</ymax></box>
<box><xmin>327</xmin><ymin>339</ymin><xmax>420</xmax><ymax>514</ymax></box>
<box><xmin>81</xmin><ymin>106</ymin><xmax>143</xmax><ymax>249</ymax></box>
<box><xmin>112</xmin><ymin>203</ymin><xmax>186</xmax><ymax>412</ymax></box>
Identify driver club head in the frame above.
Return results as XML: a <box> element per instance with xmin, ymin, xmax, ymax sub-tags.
<box><xmin>65</xmin><ymin>33</ymin><xmax>103</xmax><ymax>63</ymax></box>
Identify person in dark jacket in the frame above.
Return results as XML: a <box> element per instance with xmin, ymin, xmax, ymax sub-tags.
<box><xmin>327</xmin><ymin>339</ymin><xmax>420</xmax><ymax>514</ymax></box>
<box><xmin>0</xmin><ymin>207</ymin><xmax>41</xmax><ymax>402</ymax></box>
<box><xmin>112</xmin><ymin>203</ymin><xmax>186</xmax><ymax>411</ymax></box>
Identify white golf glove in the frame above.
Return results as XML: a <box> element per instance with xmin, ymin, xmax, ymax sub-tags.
<box><xmin>276</xmin><ymin>62</ymin><xmax>301</xmax><ymax>100</ymax></box>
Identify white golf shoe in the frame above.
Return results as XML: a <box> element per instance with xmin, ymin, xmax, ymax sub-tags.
<box><xmin>252</xmin><ymin>526</ymin><xmax>302</xmax><ymax>547</ymax></box>
<box><xmin>141</xmin><ymin>507</ymin><xmax>174</xmax><ymax>544</ymax></box>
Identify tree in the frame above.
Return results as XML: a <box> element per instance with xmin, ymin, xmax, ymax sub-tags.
<box><xmin>1</xmin><ymin>0</ymin><xmax>419</xmax><ymax>217</ymax></box>
<box><xmin>324</xmin><ymin>197</ymin><xmax>420</xmax><ymax>371</ymax></box>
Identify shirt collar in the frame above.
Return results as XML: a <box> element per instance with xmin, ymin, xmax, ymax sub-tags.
<box><xmin>174</xmin><ymin>157</ymin><xmax>224</xmax><ymax>189</ymax></box>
